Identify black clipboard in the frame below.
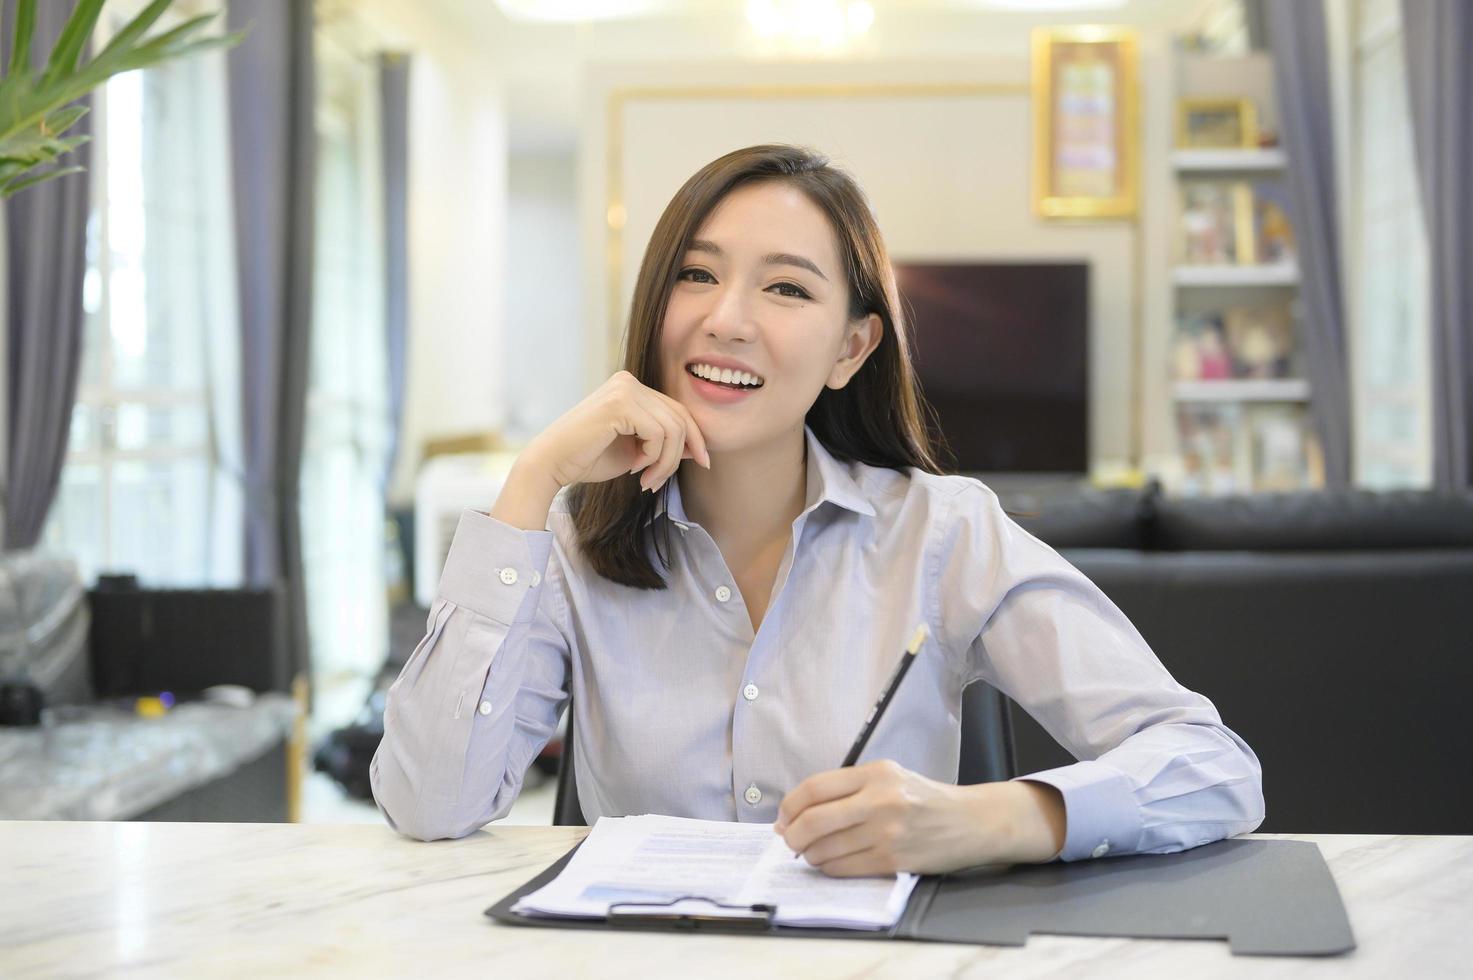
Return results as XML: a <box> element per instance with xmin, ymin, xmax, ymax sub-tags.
<box><xmin>484</xmin><ymin>835</ymin><xmax>1356</xmax><ymax>955</ymax></box>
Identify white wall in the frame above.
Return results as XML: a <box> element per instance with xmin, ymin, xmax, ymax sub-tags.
<box><xmin>579</xmin><ymin>50</ymin><xmax>1178</xmax><ymax>474</ymax></box>
<box><xmin>352</xmin><ymin>1</ymin><xmax>509</xmax><ymax>506</ymax></box>
<box><xmin>504</xmin><ymin>150</ymin><xmax>585</xmax><ymax>444</ymax></box>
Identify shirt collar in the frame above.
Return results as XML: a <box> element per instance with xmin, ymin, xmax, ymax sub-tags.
<box><xmin>644</xmin><ymin>424</ymin><xmax>877</xmax><ymax>529</ymax></box>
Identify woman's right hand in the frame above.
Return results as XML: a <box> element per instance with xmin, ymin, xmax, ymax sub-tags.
<box><xmin>523</xmin><ymin>370</ymin><xmax>711</xmax><ymax>494</ymax></box>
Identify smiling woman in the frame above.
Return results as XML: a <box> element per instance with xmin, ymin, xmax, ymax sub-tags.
<box><xmin>371</xmin><ymin>143</ymin><xmax>1264</xmax><ymax>882</ymax></box>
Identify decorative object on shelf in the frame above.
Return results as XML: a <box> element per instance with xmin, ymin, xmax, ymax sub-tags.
<box><xmin>1224</xmin><ymin>305</ymin><xmax>1295</xmax><ymax>378</ymax></box>
<box><xmin>1248</xmin><ymin>178</ymin><xmax>1296</xmax><ymax>265</ymax></box>
<box><xmin>1175</xmin><ymin>404</ymin><xmax>1245</xmax><ymax>494</ymax></box>
<box><xmin>1172</xmin><ymin>313</ymin><xmax>1234</xmax><ymax>380</ymax></box>
<box><xmin>1178</xmin><ymin>178</ymin><xmax>1296</xmax><ymax>268</ymax></box>
<box><xmin>1249</xmin><ymin>406</ymin><xmax>1315</xmax><ymax>492</ymax></box>
<box><xmin>1172</xmin><ymin>305</ymin><xmax>1296</xmax><ymax>382</ymax></box>
<box><xmin>1179</xmin><ymin>180</ymin><xmax>1245</xmax><ymax>264</ymax></box>
<box><xmin>1177</xmin><ymin>98</ymin><xmax>1259</xmax><ymax>149</ymax></box>
<box><xmin>1030</xmin><ymin>26</ymin><xmax>1139</xmax><ymax>219</ymax></box>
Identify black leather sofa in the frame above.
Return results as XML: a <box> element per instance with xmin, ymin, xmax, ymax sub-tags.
<box><xmin>1004</xmin><ymin>484</ymin><xmax>1473</xmax><ymax>835</ymax></box>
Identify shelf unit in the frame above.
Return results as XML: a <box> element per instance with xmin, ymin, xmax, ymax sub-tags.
<box><xmin>1167</xmin><ymin>47</ymin><xmax>1323</xmax><ymax>496</ymax></box>
<box><xmin>1172</xmin><ymin>378</ymin><xmax>1311</xmax><ymax>402</ymax></box>
<box><xmin>1173</xmin><ymin>263</ymin><xmax>1299</xmax><ymax>287</ymax></box>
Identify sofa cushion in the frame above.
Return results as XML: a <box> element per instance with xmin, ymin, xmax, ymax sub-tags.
<box><xmin>1007</xmin><ymin>487</ymin><xmax>1152</xmax><ymax>550</ymax></box>
<box><xmin>1151</xmin><ymin>489</ymin><xmax>1473</xmax><ymax>551</ymax></box>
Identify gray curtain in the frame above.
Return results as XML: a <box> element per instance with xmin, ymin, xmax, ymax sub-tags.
<box><xmin>1401</xmin><ymin>1</ymin><xmax>1473</xmax><ymax>490</ymax></box>
<box><xmin>379</xmin><ymin>52</ymin><xmax>409</xmax><ymax>492</ymax></box>
<box><xmin>1</xmin><ymin>3</ymin><xmax>92</xmax><ymax>549</ymax></box>
<box><xmin>226</xmin><ymin>0</ymin><xmax>315</xmax><ymax>688</ymax></box>
<box><xmin>1263</xmin><ymin>0</ymin><xmax>1352</xmax><ymax>488</ymax></box>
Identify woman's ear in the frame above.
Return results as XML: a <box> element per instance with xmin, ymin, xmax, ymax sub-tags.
<box><xmin>827</xmin><ymin>312</ymin><xmax>883</xmax><ymax>389</ymax></box>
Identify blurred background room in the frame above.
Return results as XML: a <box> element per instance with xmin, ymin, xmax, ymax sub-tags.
<box><xmin>1</xmin><ymin>0</ymin><xmax>1468</xmax><ymax>835</ymax></box>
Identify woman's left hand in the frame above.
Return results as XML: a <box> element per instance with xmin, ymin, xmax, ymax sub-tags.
<box><xmin>773</xmin><ymin>759</ymin><xmax>1066</xmax><ymax>876</ymax></box>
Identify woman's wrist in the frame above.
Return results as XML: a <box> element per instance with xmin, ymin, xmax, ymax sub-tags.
<box><xmin>955</xmin><ymin>779</ymin><xmax>1067</xmax><ymax>866</ymax></box>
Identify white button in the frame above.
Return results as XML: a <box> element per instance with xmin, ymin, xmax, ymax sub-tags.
<box><xmin>498</xmin><ymin>567</ymin><xmax>518</xmax><ymax>586</ymax></box>
<box><xmin>478</xmin><ymin>700</ymin><xmax>492</xmax><ymax>716</ymax></box>
<box><xmin>742</xmin><ymin>683</ymin><xmax>759</xmax><ymax>702</ymax></box>
<box><xmin>531</xmin><ymin>570</ymin><xmax>541</xmax><ymax>586</ymax></box>
<box><xmin>744</xmin><ymin>784</ymin><xmax>762</xmax><ymax>805</ymax></box>
<box><xmin>672</xmin><ymin>521</ymin><xmax>689</xmax><ymax>532</ymax></box>
<box><xmin>714</xmin><ymin>585</ymin><xmax>732</xmax><ymax>602</ymax></box>
<box><xmin>1091</xmin><ymin>839</ymin><xmax>1111</xmax><ymax>858</ymax></box>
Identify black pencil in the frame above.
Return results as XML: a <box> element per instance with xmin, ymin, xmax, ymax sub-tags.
<box><xmin>794</xmin><ymin>623</ymin><xmax>929</xmax><ymax>859</ymax></box>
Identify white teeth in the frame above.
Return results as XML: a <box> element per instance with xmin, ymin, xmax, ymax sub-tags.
<box><xmin>689</xmin><ymin>363</ymin><xmax>763</xmax><ymax>387</ymax></box>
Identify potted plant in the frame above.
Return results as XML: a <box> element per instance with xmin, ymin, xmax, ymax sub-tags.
<box><xmin>1</xmin><ymin>0</ymin><xmax>243</xmax><ymax>198</ymax></box>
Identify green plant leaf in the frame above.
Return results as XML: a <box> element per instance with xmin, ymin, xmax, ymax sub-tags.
<box><xmin>1</xmin><ymin>164</ymin><xmax>84</xmax><ymax>197</ymax></box>
<box><xmin>6</xmin><ymin>0</ymin><xmax>38</xmax><ymax>78</ymax></box>
<box><xmin>41</xmin><ymin>0</ymin><xmax>105</xmax><ymax>87</ymax></box>
<box><xmin>0</xmin><ymin>0</ymin><xmax>246</xmax><ymax>198</ymax></box>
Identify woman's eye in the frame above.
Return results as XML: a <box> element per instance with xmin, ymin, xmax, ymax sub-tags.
<box><xmin>678</xmin><ymin>267</ymin><xmax>716</xmax><ymax>284</ymax></box>
<box><xmin>771</xmin><ymin>282</ymin><xmax>810</xmax><ymax>300</ymax></box>
<box><xmin>677</xmin><ymin>267</ymin><xmax>808</xmax><ymax>300</ymax></box>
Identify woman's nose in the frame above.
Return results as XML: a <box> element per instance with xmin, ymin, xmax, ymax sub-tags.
<box><xmin>703</xmin><ymin>285</ymin><xmax>758</xmax><ymax>343</ymax></box>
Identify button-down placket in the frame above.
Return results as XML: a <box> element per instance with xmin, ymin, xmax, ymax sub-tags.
<box><xmin>642</xmin><ymin>427</ymin><xmax>877</xmax><ymax>822</ymax></box>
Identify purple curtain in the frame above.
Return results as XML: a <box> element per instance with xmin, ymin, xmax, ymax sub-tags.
<box><xmin>379</xmin><ymin>52</ymin><xmax>409</xmax><ymax>492</ymax></box>
<box><xmin>1402</xmin><ymin>0</ymin><xmax>1473</xmax><ymax>490</ymax></box>
<box><xmin>226</xmin><ymin>0</ymin><xmax>315</xmax><ymax>687</ymax></box>
<box><xmin>1</xmin><ymin>2</ymin><xmax>92</xmax><ymax>549</ymax></box>
<box><xmin>1264</xmin><ymin>0</ymin><xmax>1352</xmax><ymax>488</ymax></box>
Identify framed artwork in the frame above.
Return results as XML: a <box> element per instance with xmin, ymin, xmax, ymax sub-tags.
<box><xmin>1031</xmin><ymin>26</ymin><xmax>1140</xmax><ymax>219</ymax></box>
<box><xmin>1177</xmin><ymin>98</ymin><xmax>1259</xmax><ymax>149</ymax></box>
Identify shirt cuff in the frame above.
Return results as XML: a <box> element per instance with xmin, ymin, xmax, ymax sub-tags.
<box><xmin>436</xmin><ymin>508</ymin><xmax>554</xmax><ymax>626</ymax></box>
<box><xmin>1014</xmin><ymin>760</ymin><xmax>1142</xmax><ymax>862</ymax></box>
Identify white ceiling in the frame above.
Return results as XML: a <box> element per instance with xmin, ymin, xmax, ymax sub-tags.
<box><xmin>422</xmin><ymin>0</ymin><xmax>1218</xmax><ymax>154</ymax></box>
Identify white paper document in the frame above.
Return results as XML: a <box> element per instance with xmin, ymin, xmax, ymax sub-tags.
<box><xmin>511</xmin><ymin>814</ymin><xmax>920</xmax><ymax>930</ymax></box>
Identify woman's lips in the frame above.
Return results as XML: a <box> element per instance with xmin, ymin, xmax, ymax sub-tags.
<box><xmin>687</xmin><ymin>369</ymin><xmax>762</xmax><ymax>404</ymax></box>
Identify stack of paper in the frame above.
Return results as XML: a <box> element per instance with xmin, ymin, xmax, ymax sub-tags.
<box><xmin>511</xmin><ymin>814</ymin><xmax>919</xmax><ymax>930</ymax></box>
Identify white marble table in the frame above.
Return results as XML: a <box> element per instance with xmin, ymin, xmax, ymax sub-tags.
<box><xmin>1</xmin><ymin>823</ymin><xmax>1469</xmax><ymax>978</ymax></box>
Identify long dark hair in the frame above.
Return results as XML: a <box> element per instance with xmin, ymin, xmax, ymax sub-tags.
<box><xmin>569</xmin><ymin>143</ymin><xmax>952</xmax><ymax>589</ymax></box>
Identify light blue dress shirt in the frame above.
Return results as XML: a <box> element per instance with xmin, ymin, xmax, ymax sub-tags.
<box><xmin>372</xmin><ymin>424</ymin><xmax>1264</xmax><ymax>862</ymax></box>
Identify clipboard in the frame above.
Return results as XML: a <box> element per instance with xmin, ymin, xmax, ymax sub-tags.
<box><xmin>484</xmin><ymin>836</ymin><xmax>1356</xmax><ymax>955</ymax></box>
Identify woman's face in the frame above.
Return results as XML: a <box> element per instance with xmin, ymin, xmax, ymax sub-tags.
<box><xmin>658</xmin><ymin>179</ymin><xmax>880</xmax><ymax>454</ymax></box>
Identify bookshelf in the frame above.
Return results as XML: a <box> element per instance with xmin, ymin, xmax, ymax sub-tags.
<box><xmin>1165</xmin><ymin>46</ymin><xmax>1324</xmax><ymax>496</ymax></box>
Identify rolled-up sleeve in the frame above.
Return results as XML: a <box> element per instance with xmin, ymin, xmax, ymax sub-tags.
<box><xmin>935</xmin><ymin>483</ymin><xmax>1265</xmax><ymax>862</ymax></box>
<box><xmin>370</xmin><ymin>508</ymin><xmax>573</xmax><ymax>841</ymax></box>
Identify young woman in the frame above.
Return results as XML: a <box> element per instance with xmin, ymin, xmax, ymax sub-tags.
<box><xmin>372</xmin><ymin>144</ymin><xmax>1263</xmax><ymax>877</ymax></box>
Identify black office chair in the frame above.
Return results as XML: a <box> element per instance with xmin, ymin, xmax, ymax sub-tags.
<box><xmin>551</xmin><ymin>680</ymin><xmax>1018</xmax><ymax>826</ymax></box>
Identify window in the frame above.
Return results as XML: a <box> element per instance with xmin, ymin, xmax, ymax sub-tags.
<box><xmin>1350</xmin><ymin>0</ymin><xmax>1431</xmax><ymax>488</ymax></box>
<box><xmin>302</xmin><ymin>22</ymin><xmax>392</xmax><ymax>713</ymax></box>
<box><xmin>43</xmin><ymin>7</ymin><xmax>242</xmax><ymax>586</ymax></box>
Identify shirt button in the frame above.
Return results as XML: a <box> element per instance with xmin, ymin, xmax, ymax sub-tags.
<box><xmin>743</xmin><ymin>784</ymin><xmax>762</xmax><ymax>805</ymax></box>
<box><xmin>531</xmin><ymin>570</ymin><xmax>541</xmax><ymax>586</ymax></box>
<box><xmin>714</xmin><ymin>585</ymin><xmax>732</xmax><ymax>603</ymax></box>
<box><xmin>498</xmin><ymin>567</ymin><xmax>518</xmax><ymax>586</ymax></box>
<box><xmin>478</xmin><ymin>700</ymin><xmax>492</xmax><ymax>716</ymax></box>
<box><xmin>1091</xmin><ymin>839</ymin><xmax>1111</xmax><ymax>859</ymax></box>
<box><xmin>742</xmin><ymin>683</ymin><xmax>759</xmax><ymax>702</ymax></box>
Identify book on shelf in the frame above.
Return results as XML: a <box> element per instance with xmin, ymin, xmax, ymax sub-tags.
<box><xmin>1177</xmin><ymin>177</ymin><xmax>1297</xmax><ymax>268</ymax></box>
<box><xmin>1172</xmin><ymin>303</ymin><xmax>1297</xmax><ymax>381</ymax></box>
<box><xmin>1174</xmin><ymin>403</ymin><xmax>1323</xmax><ymax>494</ymax></box>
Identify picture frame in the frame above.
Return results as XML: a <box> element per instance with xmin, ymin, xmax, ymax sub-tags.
<box><xmin>1177</xmin><ymin>98</ymin><xmax>1259</xmax><ymax>149</ymax></box>
<box><xmin>1031</xmin><ymin>27</ymin><xmax>1140</xmax><ymax>219</ymax></box>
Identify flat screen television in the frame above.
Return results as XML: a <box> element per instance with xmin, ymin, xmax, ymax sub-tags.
<box><xmin>892</xmin><ymin>262</ymin><xmax>1088</xmax><ymax>474</ymax></box>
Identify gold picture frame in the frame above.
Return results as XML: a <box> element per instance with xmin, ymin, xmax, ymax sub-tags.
<box><xmin>1031</xmin><ymin>26</ymin><xmax>1140</xmax><ymax>219</ymax></box>
<box><xmin>1177</xmin><ymin>98</ymin><xmax>1259</xmax><ymax>149</ymax></box>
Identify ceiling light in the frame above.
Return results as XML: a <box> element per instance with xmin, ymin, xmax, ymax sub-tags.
<box><xmin>494</xmin><ymin>0</ymin><xmax>675</xmax><ymax>23</ymax></box>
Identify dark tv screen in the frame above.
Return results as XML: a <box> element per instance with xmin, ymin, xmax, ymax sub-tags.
<box><xmin>893</xmin><ymin>262</ymin><xmax>1088</xmax><ymax>474</ymax></box>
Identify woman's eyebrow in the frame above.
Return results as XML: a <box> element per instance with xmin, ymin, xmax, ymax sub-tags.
<box><xmin>686</xmin><ymin>239</ymin><xmax>828</xmax><ymax>282</ymax></box>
